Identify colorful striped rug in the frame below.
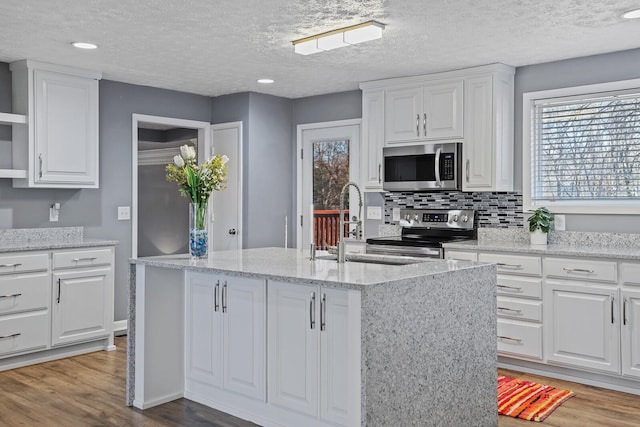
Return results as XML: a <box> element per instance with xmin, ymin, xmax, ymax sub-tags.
<box><xmin>498</xmin><ymin>375</ymin><xmax>575</xmax><ymax>422</ymax></box>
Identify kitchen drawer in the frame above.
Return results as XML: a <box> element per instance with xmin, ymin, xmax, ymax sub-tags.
<box><xmin>52</xmin><ymin>248</ymin><xmax>112</xmax><ymax>270</ymax></box>
<box><xmin>544</xmin><ymin>257</ymin><xmax>616</xmax><ymax>283</ymax></box>
<box><xmin>0</xmin><ymin>311</ymin><xmax>48</xmax><ymax>357</ymax></box>
<box><xmin>0</xmin><ymin>253</ymin><xmax>49</xmax><ymax>276</ymax></box>
<box><xmin>497</xmin><ymin>276</ymin><xmax>542</xmax><ymax>299</ymax></box>
<box><xmin>0</xmin><ymin>273</ymin><xmax>49</xmax><ymax>315</ymax></box>
<box><xmin>445</xmin><ymin>250</ymin><xmax>477</xmax><ymax>262</ymax></box>
<box><xmin>621</xmin><ymin>263</ymin><xmax>640</xmax><ymax>286</ymax></box>
<box><xmin>497</xmin><ymin>319</ymin><xmax>542</xmax><ymax>360</ymax></box>
<box><xmin>497</xmin><ymin>296</ymin><xmax>542</xmax><ymax>322</ymax></box>
<box><xmin>479</xmin><ymin>253</ymin><xmax>541</xmax><ymax>277</ymax></box>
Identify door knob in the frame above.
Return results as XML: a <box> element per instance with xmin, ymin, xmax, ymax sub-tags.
<box><xmin>228</xmin><ymin>228</ymin><xmax>237</xmax><ymax>235</ymax></box>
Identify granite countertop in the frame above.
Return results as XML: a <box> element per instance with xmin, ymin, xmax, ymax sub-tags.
<box><xmin>0</xmin><ymin>227</ymin><xmax>118</xmax><ymax>253</ymax></box>
<box><xmin>131</xmin><ymin>247</ymin><xmax>489</xmax><ymax>290</ymax></box>
<box><xmin>443</xmin><ymin>228</ymin><xmax>640</xmax><ymax>261</ymax></box>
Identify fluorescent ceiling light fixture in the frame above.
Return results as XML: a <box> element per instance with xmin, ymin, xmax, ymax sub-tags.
<box><xmin>293</xmin><ymin>20</ymin><xmax>385</xmax><ymax>55</ymax></box>
<box><xmin>72</xmin><ymin>42</ymin><xmax>98</xmax><ymax>49</ymax></box>
<box><xmin>622</xmin><ymin>8</ymin><xmax>640</xmax><ymax>18</ymax></box>
<box><xmin>257</xmin><ymin>78</ymin><xmax>274</xmax><ymax>84</ymax></box>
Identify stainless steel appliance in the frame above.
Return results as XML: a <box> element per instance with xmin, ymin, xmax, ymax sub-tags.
<box><xmin>366</xmin><ymin>209</ymin><xmax>476</xmax><ymax>259</ymax></box>
<box><xmin>382</xmin><ymin>142</ymin><xmax>462</xmax><ymax>191</ymax></box>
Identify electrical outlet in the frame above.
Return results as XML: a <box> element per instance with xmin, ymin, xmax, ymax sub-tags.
<box><xmin>118</xmin><ymin>206</ymin><xmax>131</xmax><ymax>221</ymax></box>
<box><xmin>367</xmin><ymin>206</ymin><xmax>382</xmax><ymax>220</ymax></box>
<box><xmin>49</xmin><ymin>207</ymin><xmax>59</xmax><ymax>222</ymax></box>
<box><xmin>392</xmin><ymin>208</ymin><xmax>401</xmax><ymax>222</ymax></box>
<box><xmin>554</xmin><ymin>214</ymin><xmax>566</xmax><ymax>231</ymax></box>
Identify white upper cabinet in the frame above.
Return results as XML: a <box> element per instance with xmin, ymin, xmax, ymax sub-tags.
<box><xmin>384</xmin><ymin>80</ymin><xmax>463</xmax><ymax>144</ymax></box>
<box><xmin>361</xmin><ymin>89</ymin><xmax>385</xmax><ymax>191</ymax></box>
<box><xmin>10</xmin><ymin>60</ymin><xmax>101</xmax><ymax>188</ymax></box>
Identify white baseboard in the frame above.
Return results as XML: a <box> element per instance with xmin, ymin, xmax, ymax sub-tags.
<box><xmin>114</xmin><ymin>319</ymin><xmax>128</xmax><ymax>336</ymax></box>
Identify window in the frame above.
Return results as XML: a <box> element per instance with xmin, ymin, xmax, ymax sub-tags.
<box><xmin>523</xmin><ymin>79</ymin><xmax>640</xmax><ymax>214</ymax></box>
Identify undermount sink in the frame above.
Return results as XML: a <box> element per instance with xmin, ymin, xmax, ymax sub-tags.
<box><xmin>316</xmin><ymin>253</ymin><xmax>431</xmax><ymax>266</ymax></box>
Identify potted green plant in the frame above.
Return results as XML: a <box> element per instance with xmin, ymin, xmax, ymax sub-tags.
<box><xmin>527</xmin><ymin>207</ymin><xmax>554</xmax><ymax>245</ymax></box>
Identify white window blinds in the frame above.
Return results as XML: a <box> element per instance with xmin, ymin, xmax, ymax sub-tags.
<box><xmin>531</xmin><ymin>89</ymin><xmax>640</xmax><ymax>203</ymax></box>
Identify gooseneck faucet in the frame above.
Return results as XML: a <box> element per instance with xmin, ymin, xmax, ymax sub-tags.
<box><xmin>337</xmin><ymin>181</ymin><xmax>363</xmax><ymax>263</ymax></box>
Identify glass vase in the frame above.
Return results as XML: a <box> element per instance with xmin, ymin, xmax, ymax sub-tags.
<box><xmin>189</xmin><ymin>202</ymin><xmax>209</xmax><ymax>259</ymax></box>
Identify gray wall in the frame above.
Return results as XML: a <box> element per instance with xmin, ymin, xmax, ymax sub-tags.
<box><xmin>514</xmin><ymin>48</ymin><xmax>640</xmax><ymax>233</ymax></box>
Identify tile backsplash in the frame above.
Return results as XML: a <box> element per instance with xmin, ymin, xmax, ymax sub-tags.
<box><xmin>384</xmin><ymin>191</ymin><xmax>524</xmax><ymax>228</ymax></box>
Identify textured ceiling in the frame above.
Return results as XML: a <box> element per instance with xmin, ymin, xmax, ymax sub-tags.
<box><xmin>1</xmin><ymin>0</ymin><xmax>640</xmax><ymax>99</ymax></box>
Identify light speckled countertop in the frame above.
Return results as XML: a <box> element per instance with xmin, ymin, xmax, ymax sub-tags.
<box><xmin>130</xmin><ymin>247</ymin><xmax>486</xmax><ymax>290</ymax></box>
<box><xmin>0</xmin><ymin>227</ymin><xmax>118</xmax><ymax>253</ymax></box>
<box><xmin>444</xmin><ymin>228</ymin><xmax>640</xmax><ymax>260</ymax></box>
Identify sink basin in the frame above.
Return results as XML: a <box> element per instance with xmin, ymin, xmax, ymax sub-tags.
<box><xmin>316</xmin><ymin>253</ymin><xmax>430</xmax><ymax>266</ymax></box>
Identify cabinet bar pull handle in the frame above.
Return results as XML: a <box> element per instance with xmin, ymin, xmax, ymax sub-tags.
<box><xmin>498</xmin><ymin>335</ymin><xmax>522</xmax><ymax>343</ymax></box>
<box><xmin>497</xmin><ymin>306</ymin><xmax>522</xmax><ymax>314</ymax></box>
<box><xmin>378</xmin><ymin>163</ymin><xmax>382</xmax><ymax>184</ymax></box>
<box><xmin>39</xmin><ymin>154</ymin><xmax>43</xmax><ymax>179</ymax></box>
<box><xmin>0</xmin><ymin>293</ymin><xmax>22</xmax><ymax>299</ymax></box>
<box><xmin>222</xmin><ymin>281</ymin><xmax>227</xmax><ymax>313</ymax></box>
<box><xmin>73</xmin><ymin>257</ymin><xmax>97</xmax><ymax>262</ymax></box>
<box><xmin>611</xmin><ymin>295</ymin><xmax>615</xmax><ymax>324</ymax></box>
<box><xmin>497</xmin><ymin>284</ymin><xmax>522</xmax><ymax>292</ymax></box>
<box><xmin>423</xmin><ymin>113</ymin><xmax>427</xmax><ymax>136</ymax></box>
<box><xmin>57</xmin><ymin>278</ymin><xmax>61</xmax><ymax>304</ymax></box>
<box><xmin>310</xmin><ymin>292</ymin><xmax>316</xmax><ymax>330</ymax></box>
<box><xmin>0</xmin><ymin>263</ymin><xmax>22</xmax><ymax>268</ymax></box>
<box><xmin>214</xmin><ymin>280</ymin><xmax>220</xmax><ymax>312</ymax></box>
<box><xmin>465</xmin><ymin>159</ymin><xmax>470</xmax><ymax>182</ymax></box>
<box><xmin>497</xmin><ymin>263</ymin><xmax>522</xmax><ymax>269</ymax></box>
<box><xmin>320</xmin><ymin>293</ymin><xmax>326</xmax><ymax>331</ymax></box>
<box><xmin>562</xmin><ymin>267</ymin><xmax>594</xmax><ymax>274</ymax></box>
<box><xmin>416</xmin><ymin>114</ymin><xmax>420</xmax><ymax>137</ymax></box>
<box><xmin>0</xmin><ymin>333</ymin><xmax>21</xmax><ymax>340</ymax></box>
<box><xmin>623</xmin><ymin>297</ymin><xmax>628</xmax><ymax>326</ymax></box>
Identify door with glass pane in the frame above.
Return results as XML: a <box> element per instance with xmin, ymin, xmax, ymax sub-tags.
<box><xmin>299</xmin><ymin>123</ymin><xmax>360</xmax><ymax>250</ymax></box>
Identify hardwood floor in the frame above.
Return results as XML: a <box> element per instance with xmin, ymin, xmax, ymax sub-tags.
<box><xmin>1</xmin><ymin>337</ymin><xmax>639</xmax><ymax>426</ymax></box>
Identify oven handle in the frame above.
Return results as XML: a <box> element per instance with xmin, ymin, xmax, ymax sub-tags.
<box><xmin>366</xmin><ymin>244</ymin><xmax>442</xmax><ymax>258</ymax></box>
<box><xmin>434</xmin><ymin>147</ymin><xmax>441</xmax><ymax>187</ymax></box>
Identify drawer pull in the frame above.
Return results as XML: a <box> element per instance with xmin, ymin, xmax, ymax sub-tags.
<box><xmin>0</xmin><ymin>333</ymin><xmax>21</xmax><ymax>340</ymax></box>
<box><xmin>497</xmin><ymin>263</ymin><xmax>522</xmax><ymax>269</ymax></box>
<box><xmin>73</xmin><ymin>257</ymin><xmax>97</xmax><ymax>262</ymax></box>
<box><xmin>498</xmin><ymin>335</ymin><xmax>522</xmax><ymax>343</ymax></box>
<box><xmin>0</xmin><ymin>293</ymin><xmax>22</xmax><ymax>299</ymax></box>
<box><xmin>0</xmin><ymin>263</ymin><xmax>22</xmax><ymax>268</ymax></box>
<box><xmin>562</xmin><ymin>267</ymin><xmax>594</xmax><ymax>274</ymax></box>
<box><xmin>497</xmin><ymin>306</ymin><xmax>522</xmax><ymax>314</ymax></box>
<box><xmin>497</xmin><ymin>284</ymin><xmax>523</xmax><ymax>293</ymax></box>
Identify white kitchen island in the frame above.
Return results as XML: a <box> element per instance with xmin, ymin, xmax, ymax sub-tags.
<box><xmin>126</xmin><ymin>248</ymin><xmax>497</xmax><ymax>427</ymax></box>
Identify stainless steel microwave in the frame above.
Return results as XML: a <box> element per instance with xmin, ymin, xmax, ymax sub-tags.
<box><xmin>382</xmin><ymin>142</ymin><xmax>462</xmax><ymax>191</ymax></box>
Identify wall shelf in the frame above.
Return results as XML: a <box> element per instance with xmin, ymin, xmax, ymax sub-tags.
<box><xmin>0</xmin><ymin>169</ymin><xmax>27</xmax><ymax>179</ymax></box>
<box><xmin>0</xmin><ymin>112</ymin><xmax>27</xmax><ymax>125</ymax></box>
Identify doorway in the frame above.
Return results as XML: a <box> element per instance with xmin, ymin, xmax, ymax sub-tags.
<box><xmin>296</xmin><ymin>120</ymin><xmax>361</xmax><ymax>250</ymax></box>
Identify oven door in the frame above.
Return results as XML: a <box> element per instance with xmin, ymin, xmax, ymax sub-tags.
<box><xmin>382</xmin><ymin>142</ymin><xmax>461</xmax><ymax>191</ymax></box>
<box><xmin>366</xmin><ymin>243</ymin><xmax>443</xmax><ymax>259</ymax></box>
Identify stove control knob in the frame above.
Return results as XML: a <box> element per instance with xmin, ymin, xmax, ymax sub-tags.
<box><xmin>452</xmin><ymin>215</ymin><xmax>459</xmax><ymax>222</ymax></box>
<box><xmin>462</xmin><ymin>215</ymin><xmax>469</xmax><ymax>222</ymax></box>
<box><xmin>413</xmin><ymin>214</ymin><xmax>419</xmax><ymax>222</ymax></box>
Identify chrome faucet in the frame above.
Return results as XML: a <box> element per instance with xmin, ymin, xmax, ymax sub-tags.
<box><xmin>337</xmin><ymin>181</ymin><xmax>363</xmax><ymax>263</ymax></box>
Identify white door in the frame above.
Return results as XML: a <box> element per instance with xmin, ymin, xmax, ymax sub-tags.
<box><xmin>222</xmin><ymin>276</ymin><xmax>265</xmax><ymax>400</ymax></box>
<box><xmin>211</xmin><ymin>122</ymin><xmax>242</xmax><ymax>251</ymax></box>
<box><xmin>268</xmin><ymin>280</ymin><xmax>319</xmax><ymax>416</ymax></box>
<box><xmin>298</xmin><ymin>121</ymin><xmax>360</xmax><ymax>250</ymax></box>
<box><xmin>622</xmin><ymin>289</ymin><xmax>640</xmax><ymax>379</ymax></box>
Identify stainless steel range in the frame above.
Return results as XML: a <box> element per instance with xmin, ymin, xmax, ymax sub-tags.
<box><xmin>366</xmin><ymin>209</ymin><xmax>476</xmax><ymax>259</ymax></box>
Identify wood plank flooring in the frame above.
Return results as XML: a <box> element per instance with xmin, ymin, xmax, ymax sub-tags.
<box><xmin>0</xmin><ymin>336</ymin><xmax>639</xmax><ymax>426</ymax></box>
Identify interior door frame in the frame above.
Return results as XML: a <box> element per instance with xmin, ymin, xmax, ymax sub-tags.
<box><xmin>131</xmin><ymin>114</ymin><xmax>211</xmax><ymax>258</ymax></box>
<box><xmin>296</xmin><ymin>119</ymin><xmax>362</xmax><ymax>250</ymax></box>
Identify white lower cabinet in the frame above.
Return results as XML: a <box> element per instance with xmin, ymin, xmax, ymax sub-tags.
<box><xmin>622</xmin><ymin>289</ymin><xmax>640</xmax><ymax>379</ymax></box>
<box><xmin>185</xmin><ymin>271</ymin><xmax>265</xmax><ymax>401</ymax></box>
<box><xmin>268</xmin><ymin>280</ymin><xmax>351</xmax><ymax>426</ymax></box>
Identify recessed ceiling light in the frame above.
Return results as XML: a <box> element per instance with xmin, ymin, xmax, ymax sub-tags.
<box><xmin>622</xmin><ymin>8</ymin><xmax>640</xmax><ymax>19</ymax></box>
<box><xmin>71</xmin><ymin>42</ymin><xmax>98</xmax><ymax>49</ymax></box>
<box><xmin>257</xmin><ymin>79</ymin><xmax>274</xmax><ymax>84</ymax></box>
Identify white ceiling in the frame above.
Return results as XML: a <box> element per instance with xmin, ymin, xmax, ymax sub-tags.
<box><xmin>1</xmin><ymin>0</ymin><xmax>640</xmax><ymax>99</ymax></box>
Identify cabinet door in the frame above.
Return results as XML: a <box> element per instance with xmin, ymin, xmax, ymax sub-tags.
<box><xmin>185</xmin><ymin>272</ymin><xmax>222</xmax><ymax>387</ymax></box>
<box><xmin>361</xmin><ymin>89</ymin><xmax>384</xmax><ymax>190</ymax></box>
<box><xmin>384</xmin><ymin>86</ymin><xmax>423</xmax><ymax>143</ymax></box>
<box><xmin>423</xmin><ymin>80</ymin><xmax>463</xmax><ymax>139</ymax></box>
<box><xmin>268</xmin><ymin>281</ymin><xmax>318</xmax><ymax>417</ymax></box>
<box><xmin>319</xmin><ymin>288</ymin><xmax>349</xmax><ymax>425</ymax></box>
<box><xmin>51</xmin><ymin>267</ymin><xmax>110</xmax><ymax>346</ymax></box>
<box><xmin>622</xmin><ymin>289</ymin><xmax>640</xmax><ymax>379</ymax></box>
<box><xmin>34</xmin><ymin>69</ymin><xmax>98</xmax><ymax>187</ymax></box>
<box><xmin>545</xmin><ymin>280</ymin><xmax>619</xmax><ymax>373</ymax></box>
<box><xmin>463</xmin><ymin>75</ymin><xmax>493</xmax><ymax>190</ymax></box>
<box><xmin>222</xmin><ymin>277</ymin><xmax>265</xmax><ymax>400</ymax></box>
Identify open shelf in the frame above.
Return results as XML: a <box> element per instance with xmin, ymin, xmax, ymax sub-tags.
<box><xmin>0</xmin><ymin>112</ymin><xmax>27</xmax><ymax>125</ymax></box>
<box><xmin>0</xmin><ymin>169</ymin><xmax>27</xmax><ymax>179</ymax></box>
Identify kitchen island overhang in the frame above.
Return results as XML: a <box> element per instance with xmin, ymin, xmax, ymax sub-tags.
<box><xmin>127</xmin><ymin>248</ymin><xmax>497</xmax><ymax>427</ymax></box>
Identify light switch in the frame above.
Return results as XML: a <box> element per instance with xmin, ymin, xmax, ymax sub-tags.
<box><xmin>118</xmin><ymin>206</ymin><xmax>131</xmax><ymax>221</ymax></box>
<box><xmin>392</xmin><ymin>208</ymin><xmax>401</xmax><ymax>222</ymax></box>
<box><xmin>367</xmin><ymin>206</ymin><xmax>382</xmax><ymax>220</ymax></box>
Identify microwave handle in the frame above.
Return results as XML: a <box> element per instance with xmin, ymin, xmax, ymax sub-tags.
<box><xmin>434</xmin><ymin>147</ymin><xmax>441</xmax><ymax>187</ymax></box>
